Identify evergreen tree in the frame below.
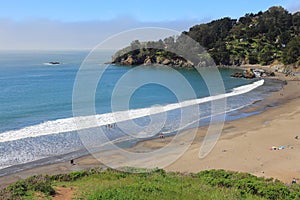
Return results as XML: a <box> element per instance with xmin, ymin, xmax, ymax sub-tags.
<box><xmin>283</xmin><ymin>37</ymin><xmax>300</xmax><ymax>64</ymax></box>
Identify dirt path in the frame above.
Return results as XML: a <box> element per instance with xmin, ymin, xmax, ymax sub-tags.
<box><xmin>51</xmin><ymin>187</ymin><xmax>75</xmax><ymax>200</ymax></box>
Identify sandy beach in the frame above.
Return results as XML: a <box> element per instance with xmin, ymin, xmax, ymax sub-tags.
<box><xmin>1</xmin><ymin>70</ymin><xmax>300</xmax><ymax>188</ymax></box>
<box><xmin>134</xmin><ymin>76</ymin><xmax>300</xmax><ymax>183</ymax></box>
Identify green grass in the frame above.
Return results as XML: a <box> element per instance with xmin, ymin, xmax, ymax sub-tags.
<box><xmin>1</xmin><ymin>168</ymin><xmax>300</xmax><ymax>200</ymax></box>
<box><xmin>60</xmin><ymin>170</ymin><xmax>261</xmax><ymax>200</ymax></box>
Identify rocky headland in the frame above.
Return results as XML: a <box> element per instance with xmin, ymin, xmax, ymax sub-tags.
<box><xmin>111</xmin><ymin>53</ymin><xmax>194</xmax><ymax>68</ymax></box>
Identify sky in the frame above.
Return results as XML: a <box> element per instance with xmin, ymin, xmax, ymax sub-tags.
<box><xmin>0</xmin><ymin>0</ymin><xmax>299</xmax><ymax>50</ymax></box>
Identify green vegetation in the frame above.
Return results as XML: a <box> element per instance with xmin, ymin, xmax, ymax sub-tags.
<box><xmin>185</xmin><ymin>6</ymin><xmax>299</xmax><ymax>66</ymax></box>
<box><xmin>112</xmin><ymin>6</ymin><xmax>300</xmax><ymax>67</ymax></box>
<box><xmin>282</xmin><ymin>37</ymin><xmax>300</xmax><ymax>65</ymax></box>
<box><xmin>1</xmin><ymin>168</ymin><xmax>300</xmax><ymax>199</ymax></box>
<box><xmin>111</xmin><ymin>38</ymin><xmax>197</xmax><ymax>68</ymax></box>
<box><xmin>0</xmin><ymin>175</ymin><xmax>55</xmax><ymax>199</ymax></box>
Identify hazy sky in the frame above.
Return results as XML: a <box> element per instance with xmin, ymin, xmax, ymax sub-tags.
<box><xmin>0</xmin><ymin>0</ymin><xmax>299</xmax><ymax>50</ymax></box>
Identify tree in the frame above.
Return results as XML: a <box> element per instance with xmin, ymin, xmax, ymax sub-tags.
<box><xmin>113</xmin><ymin>6</ymin><xmax>299</xmax><ymax>67</ymax></box>
<box><xmin>210</xmin><ymin>41</ymin><xmax>230</xmax><ymax>65</ymax></box>
<box><xmin>248</xmin><ymin>51</ymin><xmax>259</xmax><ymax>64</ymax></box>
<box><xmin>259</xmin><ymin>45</ymin><xmax>274</xmax><ymax>65</ymax></box>
<box><xmin>292</xmin><ymin>12</ymin><xmax>300</xmax><ymax>32</ymax></box>
<box><xmin>164</xmin><ymin>36</ymin><xmax>175</xmax><ymax>51</ymax></box>
<box><xmin>130</xmin><ymin>40</ymin><xmax>141</xmax><ymax>51</ymax></box>
<box><xmin>282</xmin><ymin>37</ymin><xmax>300</xmax><ymax>65</ymax></box>
<box><xmin>239</xmin><ymin>14</ymin><xmax>252</xmax><ymax>25</ymax></box>
<box><xmin>279</xmin><ymin>31</ymin><xmax>291</xmax><ymax>46</ymax></box>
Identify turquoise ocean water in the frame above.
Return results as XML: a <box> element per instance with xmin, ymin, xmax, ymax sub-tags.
<box><xmin>0</xmin><ymin>51</ymin><xmax>283</xmax><ymax>172</ymax></box>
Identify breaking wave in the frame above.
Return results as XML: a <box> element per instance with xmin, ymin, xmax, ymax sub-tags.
<box><xmin>0</xmin><ymin>80</ymin><xmax>264</xmax><ymax>143</ymax></box>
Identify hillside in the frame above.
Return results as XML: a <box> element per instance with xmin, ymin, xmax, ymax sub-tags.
<box><xmin>111</xmin><ymin>6</ymin><xmax>300</xmax><ymax>67</ymax></box>
<box><xmin>1</xmin><ymin>168</ymin><xmax>300</xmax><ymax>199</ymax></box>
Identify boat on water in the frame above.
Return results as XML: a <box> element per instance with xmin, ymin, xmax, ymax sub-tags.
<box><xmin>48</xmin><ymin>62</ymin><xmax>61</xmax><ymax>65</ymax></box>
<box><xmin>44</xmin><ymin>61</ymin><xmax>61</xmax><ymax>66</ymax></box>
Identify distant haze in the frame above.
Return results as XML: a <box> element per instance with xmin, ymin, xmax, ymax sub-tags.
<box><xmin>0</xmin><ymin>0</ymin><xmax>298</xmax><ymax>51</ymax></box>
<box><xmin>0</xmin><ymin>17</ymin><xmax>205</xmax><ymax>50</ymax></box>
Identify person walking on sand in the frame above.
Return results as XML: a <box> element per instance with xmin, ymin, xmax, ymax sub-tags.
<box><xmin>159</xmin><ymin>133</ymin><xmax>165</xmax><ymax>139</ymax></box>
<box><xmin>70</xmin><ymin>159</ymin><xmax>75</xmax><ymax>165</ymax></box>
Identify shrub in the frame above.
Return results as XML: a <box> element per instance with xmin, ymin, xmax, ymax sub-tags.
<box><xmin>25</xmin><ymin>175</ymin><xmax>55</xmax><ymax>195</ymax></box>
<box><xmin>4</xmin><ymin>175</ymin><xmax>55</xmax><ymax>198</ymax></box>
<box><xmin>51</xmin><ymin>170</ymin><xmax>89</xmax><ymax>181</ymax></box>
<box><xmin>7</xmin><ymin>180</ymin><xmax>27</xmax><ymax>196</ymax></box>
<box><xmin>197</xmin><ymin>169</ymin><xmax>300</xmax><ymax>199</ymax></box>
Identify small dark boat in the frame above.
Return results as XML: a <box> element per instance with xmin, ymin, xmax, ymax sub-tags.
<box><xmin>48</xmin><ymin>62</ymin><xmax>60</xmax><ymax>65</ymax></box>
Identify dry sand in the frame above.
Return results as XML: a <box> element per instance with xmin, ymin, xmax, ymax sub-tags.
<box><xmin>166</xmin><ymin>81</ymin><xmax>300</xmax><ymax>182</ymax></box>
<box><xmin>133</xmin><ymin>79</ymin><xmax>300</xmax><ymax>184</ymax></box>
<box><xmin>1</xmin><ymin>73</ymin><xmax>300</xmax><ymax>188</ymax></box>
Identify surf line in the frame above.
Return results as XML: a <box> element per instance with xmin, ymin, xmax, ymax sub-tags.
<box><xmin>0</xmin><ymin>80</ymin><xmax>264</xmax><ymax>143</ymax></box>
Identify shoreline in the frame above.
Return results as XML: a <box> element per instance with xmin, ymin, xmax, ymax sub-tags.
<box><xmin>1</xmin><ymin>71</ymin><xmax>300</xmax><ymax>188</ymax></box>
<box><xmin>131</xmin><ymin>77</ymin><xmax>300</xmax><ymax>183</ymax></box>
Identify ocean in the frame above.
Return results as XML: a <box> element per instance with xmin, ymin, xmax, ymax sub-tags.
<box><xmin>0</xmin><ymin>50</ymin><xmax>283</xmax><ymax>173</ymax></box>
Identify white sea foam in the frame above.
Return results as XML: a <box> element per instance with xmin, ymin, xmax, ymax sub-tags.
<box><xmin>0</xmin><ymin>80</ymin><xmax>264</xmax><ymax>143</ymax></box>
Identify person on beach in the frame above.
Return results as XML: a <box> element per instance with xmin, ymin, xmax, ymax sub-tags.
<box><xmin>159</xmin><ymin>133</ymin><xmax>165</xmax><ymax>139</ymax></box>
<box><xmin>70</xmin><ymin>159</ymin><xmax>75</xmax><ymax>165</ymax></box>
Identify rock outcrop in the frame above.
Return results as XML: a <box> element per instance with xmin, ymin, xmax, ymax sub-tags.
<box><xmin>120</xmin><ymin>56</ymin><xmax>134</xmax><ymax>65</ymax></box>
<box><xmin>162</xmin><ymin>59</ymin><xmax>171</xmax><ymax>65</ymax></box>
<box><xmin>231</xmin><ymin>72</ymin><xmax>244</xmax><ymax>78</ymax></box>
<box><xmin>244</xmin><ymin>68</ymin><xmax>256</xmax><ymax>79</ymax></box>
<box><xmin>144</xmin><ymin>56</ymin><xmax>152</xmax><ymax>65</ymax></box>
<box><xmin>111</xmin><ymin>52</ymin><xmax>194</xmax><ymax>68</ymax></box>
<box><xmin>231</xmin><ymin>68</ymin><xmax>275</xmax><ymax>79</ymax></box>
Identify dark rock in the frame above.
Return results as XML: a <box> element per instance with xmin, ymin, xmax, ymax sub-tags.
<box><xmin>231</xmin><ymin>72</ymin><xmax>243</xmax><ymax>78</ymax></box>
<box><xmin>231</xmin><ymin>68</ymin><xmax>276</xmax><ymax>79</ymax></box>
<box><xmin>269</xmin><ymin>72</ymin><xmax>275</xmax><ymax>76</ymax></box>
